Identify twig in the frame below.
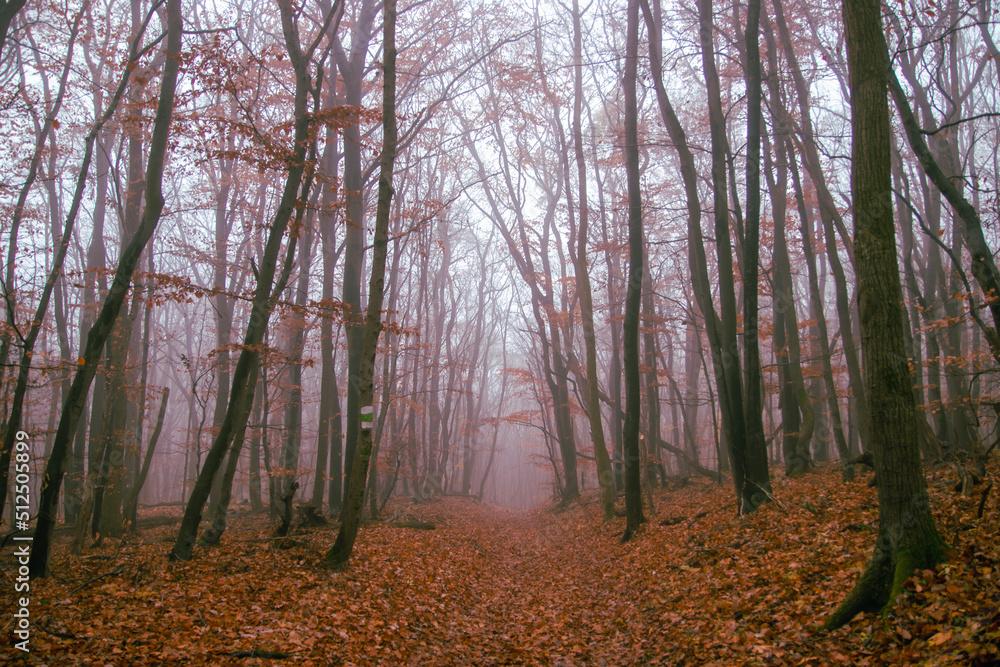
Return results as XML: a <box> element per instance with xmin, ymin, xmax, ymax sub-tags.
<box><xmin>229</xmin><ymin>649</ymin><xmax>293</xmax><ymax>659</ymax></box>
<box><xmin>388</xmin><ymin>520</ymin><xmax>436</xmax><ymax>530</ymax></box>
<box><xmin>36</xmin><ymin>621</ymin><xmax>79</xmax><ymax>639</ymax></box>
<box><xmin>69</xmin><ymin>569</ymin><xmax>124</xmax><ymax>594</ymax></box>
<box><xmin>978</xmin><ymin>481</ymin><xmax>993</xmax><ymax>519</ymax></box>
<box><xmin>757</xmin><ymin>486</ymin><xmax>784</xmax><ymax>509</ymax></box>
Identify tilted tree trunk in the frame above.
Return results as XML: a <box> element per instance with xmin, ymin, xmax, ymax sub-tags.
<box><xmin>641</xmin><ymin>0</ymin><xmax>727</xmax><ymax>483</ymax></box>
<box><xmin>787</xmin><ymin>144</ymin><xmax>852</xmax><ymax>477</ymax></box>
<box><xmin>28</xmin><ymin>0</ymin><xmax>182</xmax><ymax>577</ymax></box>
<box><xmin>96</xmin><ymin>25</ymin><xmax>150</xmax><ymax>534</ymax></box>
<box><xmin>0</xmin><ymin>9</ymin><xmax>83</xmax><ymax>520</ymax></box>
<box><xmin>889</xmin><ymin>68</ymin><xmax>1000</xmax><ymax>373</ymax></box>
<box><xmin>169</xmin><ymin>0</ymin><xmax>329</xmax><ymax>561</ymax></box>
<box><xmin>65</xmin><ymin>124</ymin><xmax>114</xmax><ymax>525</ymax></box>
<box><xmin>200</xmin><ymin>363</ymin><xmax>259</xmax><ymax>545</ymax></box>
<box><xmin>698</xmin><ymin>0</ymin><xmax>758</xmax><ymax>513</ymax></box>
<box><xmin>0</xmin><ymin>6</ymin><xmax>80</xmax><ymax>386</ymax></box>
<box><xmin>772</xmin><ymin>0</ymin><xmax>871</xmax><ymax>451</ymax></box>
<box><xmin>761</xmin><ymin>17</ymin><xmax>814</xmax><ymax>471</ymax></box>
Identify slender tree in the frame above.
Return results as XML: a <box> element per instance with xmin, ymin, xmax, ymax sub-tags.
<box><xmin>0</xmin><ymin>6</ymin><xmax>84</xmax><ymax>521</ymax></box>
<box><xmin>698</xmin><ymin>0</ymin><xmax>759</xmax><ymax>513</ymax></box>
<box><xmin>29</xmin><ymin>0</ymin><xmax>182</xmax><ymax>577</ymax></box>
<box><xmin>740</xmin><ymin>0</ymin><xmax>772</xmax><ymax>506</ymax></box>
<box><xmin>569</xmin><ymin>0</ymin><xmax>615</xmax><ymax>520</ymax></box>
<box><xmin>621</xmin><ymin>0</ymin><xmax>644</xmax><ymax>541</ymax></box>
<box><xmin>326</xmin><ymin>0</ymin><xmax>397</xmax><ymax>568</ymax></box>
<box><xmin>169</xmin><ymin>0</ymin><xmax>338</xmax><ymax>561</ymax></box>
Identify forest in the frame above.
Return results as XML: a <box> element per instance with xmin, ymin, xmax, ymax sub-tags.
<box><xmin>1</xmin><ymin>0</ymin><xmax>999</xmax><ymax>662</ymax></box>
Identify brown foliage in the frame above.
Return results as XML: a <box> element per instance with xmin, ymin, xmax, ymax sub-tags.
<box><xmin>3</xmin><ymin>463</ymin><xmax>999</xmax><ymax>665</ymax></box>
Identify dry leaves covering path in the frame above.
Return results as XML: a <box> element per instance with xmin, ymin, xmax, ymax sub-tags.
<box><xmin>2</xmin><ymin>463</ymin><xmax>1000</xmax><ymax>665</ymax></box>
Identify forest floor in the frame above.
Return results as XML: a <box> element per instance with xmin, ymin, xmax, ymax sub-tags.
<box><xmin>3</xmin><ymin>460</ymin><xmax>1000</xmax><ymax>666</ymax></box>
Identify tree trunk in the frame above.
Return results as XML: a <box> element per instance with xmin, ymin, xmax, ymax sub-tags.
<box><xmin>788</xmin><ymin>146</ymin><xmax>853</xmax><ymax>477</ymax></box>
<box><xmin>201</xmin><ymin>363</ymin><xmax>259</xmax><ymax>545</ymax></box>
<box><xmin>281</xmin><ymin>209</ymin><xmax>316</xmax><ymax>500</ymax></box>
<box><xmin>0</xmin><ymin>0</ymin><xmax>25</xmax><ymax>59</ymax></box>
<box><xmin>641</xmin><ymin>0</ymin><xmax>723</xmax><ymax>483</ymax></box>
<box><xmin>698</xmin><ymin>0</ymin><xmax>755</xmax><ymax>513</ymax></box>
<box><xmin>569</xmin><ymin>0</ymin><xmax>616</xmax><ymax>519</ymax></box>
<box><xmin>0</xmin><ymin>10</ymin><xmax>82</xmax><ymax>521</ymax></box>
<box><xmin>825</xmin><ymin>0</ymin><xmax>945</xmax><ymax>628</ymax></box>
<box><xmin>335</xmin><ymin>0</ymin><xmax>379</xmax><ymax>513</ymax></box>
<box><xmin>762</xmin><ymin>77</ymin><xmax>811</xmax><ymax>474</ymax></box>
<box><xmin>326</xmin><ymin>0</ymin><xmax>397</xmax><ymax>568</ymax></box>
<box><xmin>95</xmin><ymin>299</ymin><xmax>142</xmax><ymax>537</ymax></box>
<box><xmin>313</xmin><ymin>91</ymin><xmax>342</xmax><ymax>511</ymax></box>
<box><xmin>169</xmin><ymin>0</ymin><xmax>319</xmax><ymax>561</ymax></box>
<box><xmin>621</xmin><ymin>0</ymin><xmax>644</xmax><ymax>541</ymax></box>
<box><xmin>888</xmin><ymin>68</ymin><xmax>1000</xmax><ymax>368</ymax></box>
<box><xmin>773</xmin><ymin>0</ymin><xmax>871</xmax><ymax>450</ymax></box>
<box><xmin>123</xmin><ymin>387</ymin><xmax>170</xmax><ymax>532</ymax></box>
<box><xmin>642</xmin><ymin>269</ymin><xmax>665</xmax><ymax>485</ymax></box>
<box><xmin>29</xmin><ymin>0</ymin><xmax>182</xmax><ymax>577</ymax></box>
<box><xmin>739</xmin><ymin>0</ymin><xmax>772</xmax><ymax>507</ymax></box>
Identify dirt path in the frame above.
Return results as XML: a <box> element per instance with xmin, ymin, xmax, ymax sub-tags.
<box><xmin>9</xmin><ymin>468</ymin><xmax>1000</xmax><ymax>665</ymax></box>
<box><xmin>447</xmin><ymin>504</ymin><xmax>642</xmax><ymax>665</ymax></box>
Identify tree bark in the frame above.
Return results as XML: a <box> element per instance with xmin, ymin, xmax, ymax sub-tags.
<box><xmin>570</xmin><ymin>0</ymin><xmax>616</xmax><ymax>520</ymax></box>
<box><xmin>169</xmin><ymin>0</ymin><xmax>325</xmax><ymax>561</ymax></box>
<box><xmin>29</xmin><ymin>0</ymin><xmax>182</xmax><ymax>577</ymax></box>
<box><xmin>334</xmin><ymin>0</ymin><xmax>378</xmax><ymax>513</ymax></box>
<box><xmin>326</xmin><ymin>0</ymin><xmax>397</xmax><ymax>568</ymax></box>
<box><xmin>0</xmin><ymin>0</ymin><xmax>25</xmax><ymax>59</ymax></box>
<box><xmin>123</xmin><ymin>387</ymin><xmax>170</xmax><ymax>532</ymax></box>
<box><xmin>621</xmin><ymin>0</ymin><xmax>644</xmax><ymax>541</ymax></box>
<box><xmin>698</xmin><ymin>0</ymin><xmax>755</xmax><ymax>513</ymax></box>
<box><xmin>825</xmin><ymin>0</ymin><xmax>945</xmax><ymax>628</ymax></box>
<box><xmin>739</xmin><ymin>0</ymin><xmax>772</xmax><ymax>507</ymax></box>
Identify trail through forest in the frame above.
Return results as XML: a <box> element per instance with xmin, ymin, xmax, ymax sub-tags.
<box><xmin>4</xmin><ymin>464</ymin><xmax>1000</xmax><ymax>665</ymax></box>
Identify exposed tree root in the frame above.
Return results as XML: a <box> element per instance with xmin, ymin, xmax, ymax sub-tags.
<box><xmin>824</xmin><ymin>524</ymin><xmax>946</xmax><ymax>631</ymax></box>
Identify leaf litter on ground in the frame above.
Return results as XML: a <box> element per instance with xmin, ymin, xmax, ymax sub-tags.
<box><xmin>2</xmin><ymin>459</ymin><xmax>999</xmax><ymax>666</ymax></box>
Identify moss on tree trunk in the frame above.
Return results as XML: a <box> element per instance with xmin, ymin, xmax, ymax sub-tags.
<box><xmin>825</xmin><ymin>0</ymin><xmax>946</xmax><ymax>631</ymax></box>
